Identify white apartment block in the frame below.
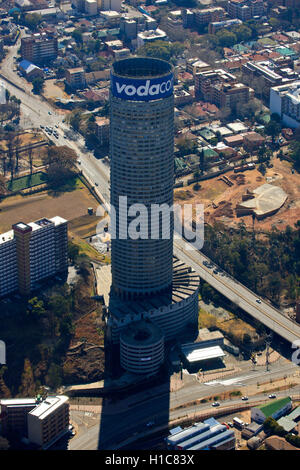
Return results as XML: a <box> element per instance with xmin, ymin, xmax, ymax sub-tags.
<box><xmin>0</xmin><ymin>216</ymin><xmax>68</xmax><ymax>297</ymax></box>
<box><xmin>27</xmin><ymin>396</ymin><xmax>70</xmax><ymax>449</ymax></box>
<box><xmin>270</xmin><ymin>81</ymin><xmax>300</xmax><ymax>128</ymax></box>
<box><xmin>0</xmin><ymin>231</ymin><xmax>18</xmax><ymax>297</ymax></box>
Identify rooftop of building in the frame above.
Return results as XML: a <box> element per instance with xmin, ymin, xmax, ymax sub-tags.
<box><xmin>238</xmin><ymin>183</ymin><xmax>288</xmax><ymax>216</ymax></box>
<box><xmin>0</xmin><ymin>229</ymin><xmax>14</xmax><ymax>245</ymax></box>
<box><xmin>112</xmin><ymin>56</ymin><xmax>172</xmax><ymax>79</ymax></box>
<box><xmin>0</xmin><ymin>398</ymin><xmax>37</xmax><ymax>406</ymax></box>
<box><xmin>28</xmin><ymin>395</ymin><xmax>69</xmax><ymax>420</ymax></box>
<box><xmin>109</xmin><ymin>257</ymin><xmax>199</xmax><ymax>322</ymax></box>
<box><xmin>256</xmin><ymin>397</ymin><xmax>291</xmax><ymax>418</ymax></box>
<box><xmin>120</xmin><ymin>319</ymin><xmax>164</xmax><ymax>346</ymax></box>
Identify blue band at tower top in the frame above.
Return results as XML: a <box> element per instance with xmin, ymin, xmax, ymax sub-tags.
<box><xmin>110</xmin><ymin>71</ymin><xmax>174</xmax><ymax>101</ymax></box>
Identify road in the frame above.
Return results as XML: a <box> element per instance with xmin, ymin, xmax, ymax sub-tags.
<box><xmin>69</xmin><ymin>361</ymin><xmax>300</xmax><ymax>450</ymax></box>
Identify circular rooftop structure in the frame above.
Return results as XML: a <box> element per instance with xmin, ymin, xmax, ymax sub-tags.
<box><xmin>112</xmin><ymin>57</ymin><xmax>173</xmax><ymax>79</ymax></box>
<box><xmin>120</xmin><ymin>320</ymin><xmax>164</xmax><ymax>375</ymax></box>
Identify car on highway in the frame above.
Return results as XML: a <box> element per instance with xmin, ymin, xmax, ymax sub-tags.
<box><xmin>256</xmin><ymin>299</ymin><xmax>262</xmax><ymax>304</ymax></box>
<box><xmin>212</xmin><ymin>402</ymin><xmax>220</xmax><ymax>407</ymax></box>
<box><xmin>242</xmin><ymin>396</ymin><xmax>249</xmax><ymax>401</ymax></box>
<box><xmin>269</xmin><ymin>394</ymin><xmax>276</xmax><ymax>399</ymax></box>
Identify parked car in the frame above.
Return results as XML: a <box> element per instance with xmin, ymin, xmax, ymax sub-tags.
<box><xmin>269</xmin><ymin>394</ymin><xmax>276</xmax><ymax>399</ymax></box>
<box><xmin>256</xmin><ymin>299</ymin><xmax>262</xmax><ymax>304</ymax></box>
<box><xmin>212</xmin><ymin>402</ymin><xmax>220</xmax><ymax>407</ymax></box>
<box><xmin>242</xmin><ymin>396</ymin><xmax>249</xmax><ymax>401</ymax></box>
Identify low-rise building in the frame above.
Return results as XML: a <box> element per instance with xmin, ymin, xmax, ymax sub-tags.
<box><xmin>137</xmin><ymin>28</ymin><xmax>167</xmax><ymax>48</ymax></box>
<box><xmin>208</xmin><ymin>18</ymin><xmax>242</xmax><ymax>35</ymax></box>
<box><xmin>19</xmin><ymin>59</ymin><xmax>44</xmax><ymax>81</ymax></box>
<box><xmin>166</xmin><ymin>417</ymin><xmax>235</xmax><ymax>450</ymax></box>
<box><xmin>243</xmin><ymin>131</ymin><xmax>265</xmax><ymax>150</ymax></box>
<box><xmin>65</xmin><ymin>67</ymin><xmax>86</xmax><ymax>89</ymax></box>
<box><xmin>251</xmin><ymin>397</ymin><xmax>292</xmax><ymax>424</ymax></box>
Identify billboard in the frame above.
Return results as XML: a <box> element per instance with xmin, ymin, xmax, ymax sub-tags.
<box><xmin>111</xmin><ymin>72</ymin><xmax>173</xmax><ymax>101</ymax></box>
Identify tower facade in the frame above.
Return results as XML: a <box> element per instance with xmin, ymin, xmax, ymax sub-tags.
<box><xmin>110</xmin><ymin>57</ymin><xmax>174</xmax><ymax>300</ymax></box>
<box><xmin>107</xmin><ymin>58</ymin><xmax>200</xmax><ymax>375</ymax></box>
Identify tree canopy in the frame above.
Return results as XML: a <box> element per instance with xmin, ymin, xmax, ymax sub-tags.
<box><xmin>137</xmin><ymin>40</ymin><xmax>184</xmax><ymax>62</ymax></box>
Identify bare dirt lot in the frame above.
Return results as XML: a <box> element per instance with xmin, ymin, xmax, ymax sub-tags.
<box><xmin>43</xmin><ymin>79</ymin><xmax>70</xmax><ymax>100</ymax></box>
<box><xmin>174</xmin><ymin>158</ymin><xmax>300</xmax><ymax>231</ymax></box>
<box><xmin>0</xmin><ymin>182</ymin><xmax>101</xmax><ymax>233</ymax></box>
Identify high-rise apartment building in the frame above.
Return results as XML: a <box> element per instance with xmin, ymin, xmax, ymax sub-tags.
<box><xmin>195</xmin><ymin>69</ymin><xmax>251</xmax><ymax>110</ymax></box>
<box><xmin>194</xmin><ymin>7</ymin><xmax>225</xmax><ymax>26</ymax></box>
<box><xmin>270</xmin><ymin>81</ymin><xmax>300</xmax><ymax>128</ymax></box>
<box><xmin>0</xmin><ymin>216</ymin><xmax>68</xmax><ymax>297</ymax></box>
<box><xmin>107</xmin><ymin>57</ymin><xmax>200</xmax><ymax>375</ymax></box>
<box><xmin>21</xmin><ymin>33</ymin><xmax>58</xmax><ymax>65</ymax></box>
<box><xmin>227</xmin><ymin>0</ymin><xmax>264</xmax><ymax>20</ymax></box>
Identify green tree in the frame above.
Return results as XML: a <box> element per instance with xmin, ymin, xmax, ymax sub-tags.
<box><xmin>23</xmin><ymin>13</ymin><xmax>42</xmax><ymax>31</ymax></box>
<box><xmin>32</xmin><ymin>77</ymin><xmax>44</xmax><ymax>95</ymax></box>
<box><xmin>265</xmin><ymin>119</ymin><xmax>281</xmax><ymax>143</ymax></box>
<box><xmin>215</xmin><ymin>30</ymin><xmax>237</xmax><ymax>48</ymax></box>
<box><xmin>27</xmin><ymin>297</ymin><xmax>46</xmax><ymax>317</ymax></box>
<box><xmin>46</xmin><ymin>363</ymin><xmax>62</xmax><ymax>389</ymax></box>
<box><xmin>18</xmin><ymin>358</ymin><xmax>36</xmax><ymax>397</ymax></box>
<box><xmin>72</xmin><ymin>29</ymin><xmax>83</xmax><ymax>44</ymax></box>
<box><xmin>68</xmin><ymin>241</ymin><xmax>80</xmax><ymax>263</ymax></box>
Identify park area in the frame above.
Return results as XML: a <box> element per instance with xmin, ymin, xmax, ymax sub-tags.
<box><xmin>6</xmin><ymin>171</ymin><xmax>47</xmax><ymax>192</ymax></box>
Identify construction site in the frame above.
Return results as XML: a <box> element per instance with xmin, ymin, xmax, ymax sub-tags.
<box><xmin>174</xmin><ymin>157</ymin><xmax>300</xmax><ymax>232</ymax></box>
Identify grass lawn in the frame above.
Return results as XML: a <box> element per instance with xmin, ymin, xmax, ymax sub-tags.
<box><xmin>7</xmin><ymin>172</ymin><xmax>47</xmax><ymax>192</ymax></box>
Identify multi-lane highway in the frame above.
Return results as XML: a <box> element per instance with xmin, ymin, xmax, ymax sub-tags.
<box><xmin>1</xmin><ymin>49</ymin><xmax>300</xmax><ymax>346</ymax></box>
<box><xmin>69</xmin><ymin>360</ymin><xmax>300</xmax><ymax>450</ymax></box>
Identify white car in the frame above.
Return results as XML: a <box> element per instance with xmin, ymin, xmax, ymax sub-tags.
<box><xmin>212</xmin><ymin>402</ymin><xmax>220</xmax><ymax>407</ymax></box>
<box><xmin>269</xmin><ymin>394</ymin><xmax>276</xmax><ymax>399</ymax></box>
<box><xmin>256</xmin><ymin>299</ymin><xmax>262</xmax><ymax>304</ymax></box>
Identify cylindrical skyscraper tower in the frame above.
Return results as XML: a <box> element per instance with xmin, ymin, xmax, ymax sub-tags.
<box><xmin>110</xmin><ymin>57</ymin><xmax>174</xmax><ymax>300</ymax></box>
<box><xmin>107</xmin><ymin>58</ymin><xmax>200</xmax><ymax>375</ymax></box>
